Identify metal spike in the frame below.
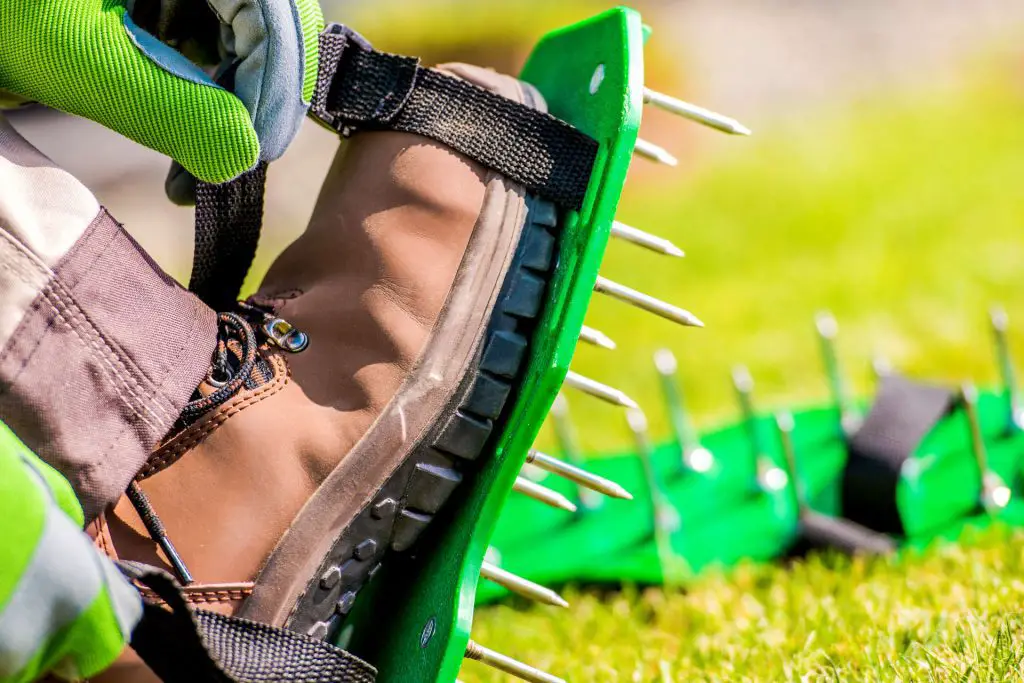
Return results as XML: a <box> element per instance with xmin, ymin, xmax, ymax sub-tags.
<box><xmin>634</xmin><ymin>137</ymin><xmax>679</xmax><ymax>167</ymax></box>
<box><xmin>519</xmin><ymin>460</ymin><xmax>549</xmax><ymax>483</ymax></box>
<box><xmin>961</xmin><ymin>383</ymin><xmax>1012</xmax><ymax>510</ymax></box>
<box><xmin>626</xmin><ymin>409</ymin><xmax>653</xmax><ymax>457</ymax></box>
<box><xmin>550</xmin><ymin>393</ymin><xmax>603</xmax><ymax>510</ymax></box>
<box><xmin>465</xmin><ymin>641</ymin><xmax>566</xmax><ymax>683</ymax></box>
<box><xmin>564</xmin><ymin>370</ymin><xmax>638</xmax><ymax>408</ymax></box>
<box><xmin>961</xmin><ymin>383</ymin><xmax>990</xmax><ymax>476</ymax></box>
<box><xmin>611</xmin><ymin>221</ymin><xmax>685</xmax><ymax>258</ymax></box>
<box><xmin>990</xmin><ymin>306</ymin><xmax>1024</xmax><ymax>431</ymax></box>
<box><xmin>627</xmin><ymin>409</ymin><xmax>671</xmax><ymax>514</ymax></box>
<box><xmin>731</xmin><ymin>365</ymin><xmax>758</xmax><ymax>435</ymax></box>
<box><xmin>627</xmin><ymin>408</ymin><xmax>683</xmax><ymax>581</ymax></box>
<box><xmin>774</xmin><ymin>411</ymin><xmax>800</xmax><ymax>508</ymax></box>
<box><xmin>775</xmin><ymin>411</ymin><xmax>896</xmax><ymax>554</ymax></box>
<box><xmin>527</xmin><ymin>449</ymin><xmax>633</xmax><ymax>500</ymax></box>
<box><xmin>594</xmin><ymin>276</ymin><xmax>704</xmax><ymax>328</ymax></box>
<box><xmin>579</xmin><ymin>325</ymin><xmax>617</xmax><ymax>350</ymax></box>
<box><xmin>731</xmin><ymin>366</ymin><xmax>787</xmax><ymax>492</ymax></box>
<box><xmin>480</xmin><ymin>561</ymin><xmax>569</xmax><ymax>608</ymax></box>
<box><xmin>550</xmin><ymin>394</ymin><xmax>581</xmax><ymax>461</ymax></box>
<box><xmin>643</xmin><ymin>87</ymin><xmax>752</xmax><ymax>136</ymax></box>
<box><xmin>627</xmin><ymin>409</ymin><xmax>672</xmax><ymax>522</ymax></box>
<box><xmin>513</xmin><ymin>476</ymin><xmax>578</xmax><ymax>513</ymax></box>
<box><xmin>815</xmin><ymin>311</ymin><xmax>861</xmax><ymax>435</ymax></box>
<box><xmin>654</xmin><ymin>349</ymin><xmax>714</xmax><ymax>473</ymax></box>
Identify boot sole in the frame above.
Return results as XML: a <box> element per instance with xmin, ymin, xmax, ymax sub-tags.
<box><xmin>245</xmin><ymin>190</ymin><xmax>560</xmax><ymax>640</ymax></box>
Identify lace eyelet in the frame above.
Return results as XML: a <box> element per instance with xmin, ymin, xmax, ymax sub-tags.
<box><xmin>262</xmin><ymin>318</ymin><xmax>309</xmax><ymax>353</ymax></box>
<box><xmin>204</xmin><ymin>371</ymin><xmax>230</xmax><ymax>389</ymax></box>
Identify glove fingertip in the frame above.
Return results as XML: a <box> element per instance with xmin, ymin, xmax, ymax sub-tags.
<box><xmin>168</xmin><ymin>104</ymin><xmax>261</xmax><ymax>189</ymax></box>
<box><xmin>166</xmin><ymin>119</ymin><xmax>261</xmax><ymax>205</ymax></box>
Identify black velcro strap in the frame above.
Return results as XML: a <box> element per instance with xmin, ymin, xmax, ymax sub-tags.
<box><xmin>119</xmin><ymin>562</ymin><xmax>376</xmax><ymax>683</ymax></box>
<box><xmin>840</xmin><ymin>374</ymin><xmax>956</xmax><ymax>535</ymax></box>
<box><xmin>800</xmin><ymin>509</ymin><xmax>897</xmax><ymax>555</ymax></box>
<box><xmin>190</xmin><ymin>162</ymin><xmax>268</xmax><ymax>311</ymax></box>
<box><xmin>311</xmin><ymin>24</ymin><xmax>599</xmax><ymax>210</ymax></box>
<box><xmin>189</xmin><ymin>23</ymin><xmax>597</xmax><ymax>309</ymax></box>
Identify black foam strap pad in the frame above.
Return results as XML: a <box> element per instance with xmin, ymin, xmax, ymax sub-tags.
<box><xmin>841</xmin><ymin>374</ymin><xmax>956</xmax><ymax>535</ymax></box>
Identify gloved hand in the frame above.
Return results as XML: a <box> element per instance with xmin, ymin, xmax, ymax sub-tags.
<box><xmin>0</xmin><ymin>423</ymin><xmax>143</xmax><ymax>683</ymax></box>
<box><xmin>0</xmin><ymin>0</ymin><xmax>324</xmax><ymax>199</ymax></box>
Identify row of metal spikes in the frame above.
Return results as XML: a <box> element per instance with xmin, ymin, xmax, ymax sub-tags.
<box><xmin>457</xmin><ymin>84</ymin><xmax>751</xmax><ymax>683</ymax></box>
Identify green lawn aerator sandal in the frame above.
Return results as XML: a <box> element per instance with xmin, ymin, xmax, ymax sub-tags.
<box><xmin>335</xmin><ymin>7</ymin><xmax>751</xmax><ymax>683</ymax></box>
<box><xmin>91</xmin><ymin>6</ymin><xmax>754</xmax><ymax>683</ymax></box>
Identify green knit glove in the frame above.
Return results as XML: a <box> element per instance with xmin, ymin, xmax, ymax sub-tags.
<box><xmin>0</xmin><ymin>0</ymin><xmax>324</xmax><ymax>186</ymax></box>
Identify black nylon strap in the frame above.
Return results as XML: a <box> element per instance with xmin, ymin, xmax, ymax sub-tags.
<box><xmin>120</xmin><ymin>562</ymin><xmax>377</xmax><ymax>683</ymax></box>
<box><xmin>188</xmin><ymin>22</ymin><xmax>596</xmax><ymax>310</ymax></box>
<box><xmin>840</xmin><ymin>374</ymin><xmax>956</xmax><ymax>535</ymax></box>
<box><xmin>800</xmin><ymin>509</ymin><xmax>897</xmax><ymax>555</ymax></box>
<box><xmin>310</xmin><ymin>24</ymin><xmax>598</xmax><ymax>210</ymax></box>
<box><xmin>190</xmin><ymin>162</ymin><xmax>268</xmax><ymax>311</ymax></box>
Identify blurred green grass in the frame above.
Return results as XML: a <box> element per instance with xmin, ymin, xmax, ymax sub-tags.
<box><xmin>559</xmin><ymin>61</ymin><xmax>1024</xmax><ymax>455</ymax></box>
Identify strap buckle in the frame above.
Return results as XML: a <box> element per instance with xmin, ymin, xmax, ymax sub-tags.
<box><xmin>310</xmin><ymin>23</ymin><xmax>420</xmax><ymax>135</ymax></box>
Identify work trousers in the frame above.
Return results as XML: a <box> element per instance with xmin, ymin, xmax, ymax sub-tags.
<box><xmin>0</xmin><ymin>113</ymin><xmax>215</xmax><ymax>522</ymax></box>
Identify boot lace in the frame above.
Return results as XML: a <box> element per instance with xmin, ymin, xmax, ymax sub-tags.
<box><xmin>128</xmin><ymin>304</ymin><xmax>305</xmax><ymax>584</ymax></box>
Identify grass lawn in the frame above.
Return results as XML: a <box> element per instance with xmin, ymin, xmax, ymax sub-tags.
<box><xmin>462</xmin><ymin>59</ymin><xmax>1024</xmax><ymax>681</ymax></box>
<box><xmin>467</xmin><ymin>527</ymin><xmax>1024</xmax><ymax>681</ymax></box>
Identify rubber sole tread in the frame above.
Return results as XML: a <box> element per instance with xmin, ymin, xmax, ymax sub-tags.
<box><xmin>288</xmin><ymin>194</ymin><xmax>559</xmax><ymax>638</ymax></box>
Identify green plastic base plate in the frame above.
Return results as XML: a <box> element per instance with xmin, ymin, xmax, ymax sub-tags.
<box><xmin>341</xmin><ymin>7</ymin><xmax>645</xmax><ymax>682</ymax></box>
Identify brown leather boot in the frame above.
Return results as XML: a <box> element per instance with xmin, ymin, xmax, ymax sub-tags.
<box><xmin>98</xmin><ymin>63</ymin><xmax>563</xmax><ymax>658</ymax></box>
